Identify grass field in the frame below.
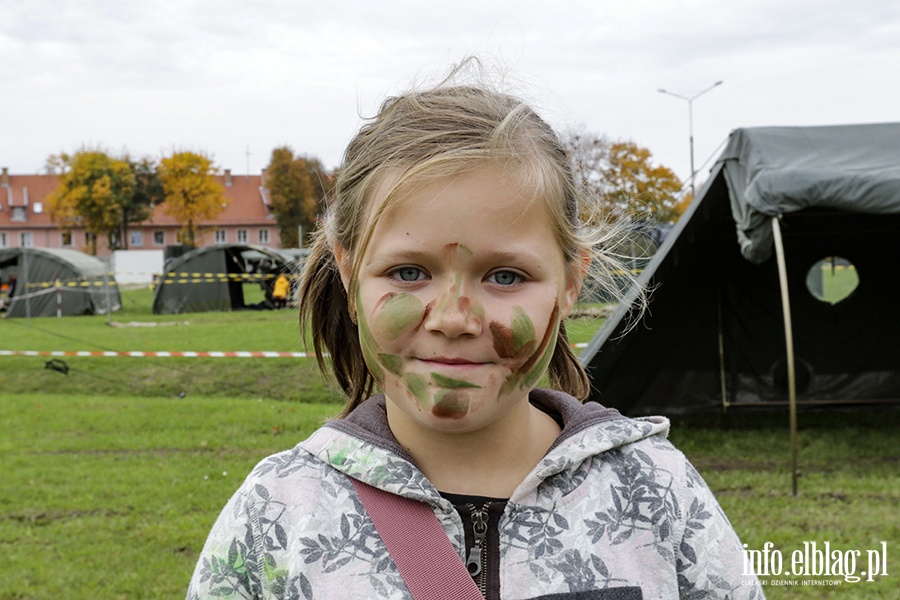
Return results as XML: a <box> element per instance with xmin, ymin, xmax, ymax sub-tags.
<box><xmin>1</xmin><ymin>287</ymin><xmax>897</xmax><ymax>599</ymax></box>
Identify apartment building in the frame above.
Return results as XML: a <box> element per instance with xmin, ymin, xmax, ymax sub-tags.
<box><xmin>0</xmin><ymin>167</ymin><xmax>281</xmax><ymax>257</ymax></box>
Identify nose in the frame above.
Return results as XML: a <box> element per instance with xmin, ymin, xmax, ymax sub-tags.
<box><xmin>423</xmin><ymin>282</ymin><xmax>482</xmax><ymax>338</ymax></box>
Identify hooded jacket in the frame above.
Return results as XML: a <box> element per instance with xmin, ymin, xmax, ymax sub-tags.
<box><xmin>187</xmin><ymin>390</ymin><xmax>764</xmax><ymax>599</ymax></box>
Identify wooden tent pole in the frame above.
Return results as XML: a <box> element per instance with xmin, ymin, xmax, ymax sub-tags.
<box><xmin>717</xmin><ymin>288</ymin><xmax>729</xmax><ymax>413</ymax></box>
<box><xmin>772</xmin><ymin>216</ymin><xmax>800</xmax><ymax>496</ymax></box>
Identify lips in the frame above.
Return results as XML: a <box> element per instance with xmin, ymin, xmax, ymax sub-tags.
<box><xmin>423</xmin><ymin>356</ymin><xmax>485</xmax><ymax>366</ymax></box>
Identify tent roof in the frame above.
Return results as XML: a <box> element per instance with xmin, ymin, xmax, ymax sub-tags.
<box><xmin>0</xmin><ymin>247</ymin><xmax>110</xmax><ymax>276</ymax></box>
<box><xmin>720</xmin><ymin>123</ymin><xmax>900</xmax><ymax>262</ymax></box>
<box><xmin>163</xmin><ymin>244</ymin><xmax>287</xmax><ymax>272</ymax></box>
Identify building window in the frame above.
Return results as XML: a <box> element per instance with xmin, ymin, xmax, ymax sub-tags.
<box><xmin>12</xmin><ymin>207</ymin><xmax>26</xmax><ymax>222</ymax></box>
<box><xmin>130</xmin><ymin>231</ymin><xmax>144</xmax><ymax>247</ymax></box>
<box><xmin>215</xmin><ymin>229</ymin><xmax>226</xmax><ymax>243</ymax></box>
<box><xmin>0</xmin><ymin>233</ymin><xmax>6</xmax><ymax>247</ymax></box>
<box><xmin>85</xmin><ymin>232</ymin><xmax>96</xmax><ymax>246</ymax></box>
<box><xmin>258</xmin><ymin>229</ymin><xmax>269</xmax><ymax>244</ymax></box>
<box><xmin>153</xmin><ymin>231</ymin><xmax>165</xmax><ymax>245</ymax></box>
<box><xmin>60</xmin><ymin>231</ymin><xmax>73</xmax><ymax>247</ymax></box>
<box><xmin>237</xmin><ymin>229</ymin><xmax>247</xmax><ymax>244</ymax></box>
<box><xmin>20</xmin><ymin>232</ymin><xmax>33</xmax><ymax>247</ymax></box>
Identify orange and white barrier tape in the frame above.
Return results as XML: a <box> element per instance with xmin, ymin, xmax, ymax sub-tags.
<box><xmin>0</xmin><ymin>350</ymin><xmax>317</xmax><ymax>358</ymax></box>
<box><xmin>1</xmin><ymin>343</ymin><xmax>589</xmax><ymax>359</ymax></box>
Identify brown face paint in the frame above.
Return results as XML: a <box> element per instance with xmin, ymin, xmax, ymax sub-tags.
<box><xmin>431</xmin><ymin>390</ymin><xmax>470</xmax><ymax>419</ymax></box>
<box><xmin>490</xmin><ymin>306</ymin><xmax>537</xmax><ymax>362</ymax></box>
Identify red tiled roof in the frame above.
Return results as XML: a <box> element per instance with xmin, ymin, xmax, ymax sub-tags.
<box><xmin>0</xmin><ymin>171</ymin><xmax>273</xmax><ymax>230</ymax></box>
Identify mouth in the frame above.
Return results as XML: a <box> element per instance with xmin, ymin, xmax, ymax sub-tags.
<box><xmin>419</xmin><ymin>356</ymin><xmax>488</xmax><ymax>368</ymax></box>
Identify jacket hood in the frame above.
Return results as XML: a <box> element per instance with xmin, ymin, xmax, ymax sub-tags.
<box><xmin>298</xmin><ymin>389</ymin><xmax>670</xmax><ymax>505</ymax></box>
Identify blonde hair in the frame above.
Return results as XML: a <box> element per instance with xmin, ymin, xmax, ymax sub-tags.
<box><xmin>299</xmin><ymin>61</ymin><xmax>643</xmax><ymax>417</ymax></box>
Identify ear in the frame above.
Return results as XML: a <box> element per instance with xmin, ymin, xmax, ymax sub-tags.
<box><xmin>333</xmin><ymin>243</ymin><xmax>352</xmax><ymax>293</ymax></box>
<box><xmin>560</xmin><ymin>250</ymin><xmax>590</xmax><ymax>320</ymax></box>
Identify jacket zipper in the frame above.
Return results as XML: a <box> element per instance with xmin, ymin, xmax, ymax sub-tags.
<box><xmin>464</xmin><ymin>503</ymin><xmax>489</xmax><ymax>597</ymax></box>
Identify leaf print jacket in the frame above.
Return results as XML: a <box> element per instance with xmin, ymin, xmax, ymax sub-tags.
<box><xmin>187</xmin><ymin>389</ymin><xmax>764</xmax><ymax>599</ymax></box>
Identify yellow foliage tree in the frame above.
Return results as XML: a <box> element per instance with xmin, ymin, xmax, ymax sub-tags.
<box><xmin>158</xmin><ymin>151</ymin><xmax>227</xmax><ymax>247</ymax></box>
<box><xmin>605</xmin><ymin>141</ymin><xmax>684</xmax><ymax>224</ymax></box>
<box><xmin>564</xmin><ymin>132</ymin><xmax>686</xmax><ymax>224</ymax></box>
<box><xmin>45</xmin><ymin>150</ymin><xmax>136</xmax><ymax>255</ymax></box>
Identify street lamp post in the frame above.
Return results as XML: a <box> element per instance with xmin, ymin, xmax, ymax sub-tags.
<box><xmin>658</xmin><ymin>80</ymin><xmax>723</xmax><ymax>198</ymax></box>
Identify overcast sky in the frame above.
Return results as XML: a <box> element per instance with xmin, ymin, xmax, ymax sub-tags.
<box><xmin>3</xmin><ymin>0</ymin><xmax>899</xmax><ymax>190</ymax></box>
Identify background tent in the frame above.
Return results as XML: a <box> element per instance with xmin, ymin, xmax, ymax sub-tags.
<box><xmin>581</xmin><ymin>123</ymin><xmax>900</xmax><ymax>415</ymax></box>
<box><xmin>0</xmin><ymin>247</ymin><xmax>121</xmax><ymax>318</ymax></box>
<box><xmin>152</xmin><ymin>244</ymin><xmax>291</xmax><ymax>314</ymax></box>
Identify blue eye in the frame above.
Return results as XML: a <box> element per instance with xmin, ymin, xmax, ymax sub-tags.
<box><xmin>488</xmin><ymin>270</ymin><xmax>521</xmax><ymax>286</ymax></box>
<box><xmin>391</xmin><ymin>267</ymin><xmax>426</xmax><ymax>282</ymax></box>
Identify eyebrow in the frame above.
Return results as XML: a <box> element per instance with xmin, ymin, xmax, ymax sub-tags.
<box><xmin>365</xmin><ymin>246</ymin><xmax>548</xmax><ymax>271</ymax></box>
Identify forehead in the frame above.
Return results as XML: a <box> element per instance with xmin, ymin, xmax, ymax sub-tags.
<box><xmin>365</xmin><ymin>162</ymin><xmax>552</xmax><ymax>227</ymax></box>
<box><xmin>361</xmin><ymin>166</ymin><xmax>564</xmax><ymax>260</ymax></box>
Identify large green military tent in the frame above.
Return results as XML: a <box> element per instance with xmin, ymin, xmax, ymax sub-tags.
<box><xmin>152</xmin><ymin>244</ymin><xmax>291</xmax><ymax>314</ymax></box>
<box><xmin>0</xmin><ymin>247</ymin><xmax>121</xmax><ymax>318</ymax></box>
<box><xmin>581</xmin><ymin>123</ymin><xmax>900</xmax><ymax>415</ymax></box>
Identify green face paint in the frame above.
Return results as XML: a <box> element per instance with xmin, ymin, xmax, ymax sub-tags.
<box><xmin>355</xmin><ymin>290</ymin><xmax>385</xmax><ymax>383</ymax></box>
<box><xmin>511</xmin><ymin>307</ymin><xmax>536</xmax><ymax>355</ymax></box>
<box><xmin>431</xmin><ymin>373</ymin><xmax>482</xmax><ymax>389</ymax></box>
<box><xmin>403</xmin><ymin>372</ymin><xmax>429</xmax><ymax>407</ymax></box>
<box><xmin>378</xmin><ymin>353</ymin><xmax>403</xmax><ymax>376</ymax></box>
<box><xmin>494</xmin><ymin>302</ymin><xmax>560</xmax><ymax>396</ymax></box>
<box><xmin>372</xmin><ymin>293</ymin><xmax>425</xmax><ymax>340</ymax></box>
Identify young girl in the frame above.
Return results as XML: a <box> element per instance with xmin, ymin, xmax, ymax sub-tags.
<box><xmin>188</xmin><ymin>66</ymin><xmax>763</xmax><ymax>599</ymax></box>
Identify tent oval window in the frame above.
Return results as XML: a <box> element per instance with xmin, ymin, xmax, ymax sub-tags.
<box><xmin>805</xmin><ymin>257</ymin><xmax>858</xmax><ymax>304</ymax></box>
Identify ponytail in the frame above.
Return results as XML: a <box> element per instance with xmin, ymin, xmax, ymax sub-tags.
<box><xmin>298</xmin><ymin>232</ymin><xmax>374</xmax><ymax>417</ymax></box>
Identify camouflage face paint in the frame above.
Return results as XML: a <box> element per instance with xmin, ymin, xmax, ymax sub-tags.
<box><xmin>429</xmin><ymin>243</ymin><xmax>481</xmax><ymax>330</ymax></box>
<box><xmin>490</xmin><ymin>306</ymin><xmax>536</xmax><ymax>361</ymax></box>
<box><xmin>431</xmin><ymin>390</ymin><xmax>470</xmax><ymax>419</ymax></box>
<box><xmin>357</xmin><ymin>291</ymin><xmax>427</xmax><ymax>384</ymax></box>
<box><xmin>356</xmin><ymin>291</ymin><xmax>385</xmax><ymax>383</ymax></box>
<box><xmin>492</xmin><ymin>302</ymin><xmax>561</xmax><ymax>396</ymax></box>
<box><xmin>431</xmin><ymin>373</ymin><xmax>481</xmax><ymax>389</ymax></box>
<box><xmin>372</xmin><ymin>293</ymin><xmax>425</xmax><ymax>340</ymax></box>
<box><xmin>403</xmin><ymin>372</ymin><xmax>430</xmax><ymax>407</ymax></box>
<box><xmin>378</xmin><ymin>353</ymin><xmax>403</xmax><ymax>376</ymax></box>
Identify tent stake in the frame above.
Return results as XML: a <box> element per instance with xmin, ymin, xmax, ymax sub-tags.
<box><xmin>772</xmin><ymin>216</ymin><xmax>800</xmax><ymax>496</ymax></box>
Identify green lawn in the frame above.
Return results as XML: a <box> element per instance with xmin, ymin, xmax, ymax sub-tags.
<box><xmin>1</xmin><ymin>287</ymin><xmax>897</xmax><ymax>599</ymax></box>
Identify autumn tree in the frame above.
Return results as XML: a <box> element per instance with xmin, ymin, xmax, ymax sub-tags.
<box><xmin>265</xmin><ymin>146</ymin><xmax>331</xmax><ymax>248</ymax></box>
<box><xmin>563</xmin><ymin>131</ymin><xmax>685</xmax><ymax>224</ymax></box>
<box><xmin>45</xmin><ymin>149</ymin><xmax>136</xmax><ymax>255</ymax></box>
<box><xmin>158</xmin><ymin>151</ymin><xmax>227</xmax><ymax>248</ymax></box>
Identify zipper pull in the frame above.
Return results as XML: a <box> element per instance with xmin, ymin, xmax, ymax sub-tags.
<box><xmin>465</xmin><ymin>504</ymin><xmax>488</xmax><ymax>577</ymax></box>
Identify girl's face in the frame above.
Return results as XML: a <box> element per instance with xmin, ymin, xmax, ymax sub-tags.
<box><xmin>340</xmin><ymin>166</ymin><xmax>581</xmax><ymax>436</ymax></box>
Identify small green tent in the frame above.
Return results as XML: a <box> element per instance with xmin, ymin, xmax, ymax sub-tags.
<box><xmin>0</xmin><ymin>247</ymin><xmax>121</xmax><ymax>318</ymax></box>
<box><xmin>152</xmin><ymin>244</ymin><xmax>291</xmax><ymax>314</ymax></box>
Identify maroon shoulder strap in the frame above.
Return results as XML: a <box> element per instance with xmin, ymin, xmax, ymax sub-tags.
<box><xmin>351</xmin><ymin>478</ymin><xmax>484</xmax><ymax>600</ymax></box>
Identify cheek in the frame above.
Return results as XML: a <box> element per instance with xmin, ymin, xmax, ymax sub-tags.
<box><xmin>491</xmin><ymin>302</ymin><xmax>561</xmax><ymax>391</ymax></box>
<box><xmin>370</xmin><ymin>293</ymin><xmax>426</xmax><ymax>341</ymax></box>
<box><xmin>490</xmin><ymin>306</ymin><xmax>537</xmax><ymax>362</ymax></box>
